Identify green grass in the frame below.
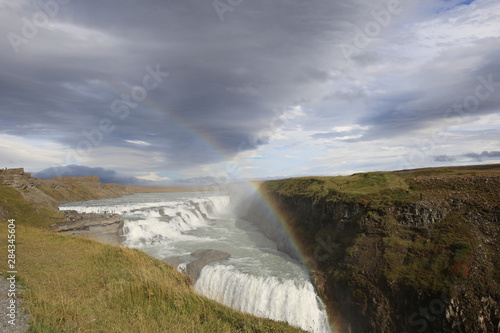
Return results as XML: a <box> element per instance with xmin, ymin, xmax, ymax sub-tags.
<box><xmin>263</xmin><ymin>172</ymin><xmax>416</xmax><ymax>207</ymax></box>
<box><xmin>0</xmin><ymin>185</ymin><xmax>64</xmax><ymax>228</ymax></box>
<box><xmin>37</xmin><ymin>181</ymin><xmax>100</xmax><ymax>203</ymax></box>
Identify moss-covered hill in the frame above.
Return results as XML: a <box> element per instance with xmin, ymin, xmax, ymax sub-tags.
<box><xmin>256</xmin><ymin>164</ymin><xmax>500</xmax><ymax>333</ymax></box>
<box><xmin>0</xmin><ymin>174</ymin><xmax>304</xmax><ymax>332</ymax></box>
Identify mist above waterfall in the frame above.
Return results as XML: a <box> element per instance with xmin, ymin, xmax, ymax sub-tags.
<box><xmin>229</xmin><ymin>183</ymin><xmax>302</xmax><ymax>261</ymax></box>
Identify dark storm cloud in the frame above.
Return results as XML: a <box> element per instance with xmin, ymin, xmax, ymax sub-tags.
<box><xmin>0</xmin><ymin>0</ymin><xmax>374</xmax><ymax>170</ymax></box>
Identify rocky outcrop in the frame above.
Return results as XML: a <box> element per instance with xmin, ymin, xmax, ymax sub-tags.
<box><xmin>0</xmin><ymin>168</ymin><xmax>37</xmax><ymax>189</ymax></box>
<box><xmin>166</xmin><ymin>250</ymin><xmax>231</xmax><ymax>284</ymax></box>
<box><xmin>54</xmin><ymin>211</ymin><xmax>125</xmax><ymax>246</ymax></box>
<box><xmin>394</xmin><ymin>202</ymin><xmax>448</xmax><ymax>228</ymax></box>
<box><xmin>184</xmin><ymin>250</ymin><xmax>231</xmax><ymax>282</ymax></box>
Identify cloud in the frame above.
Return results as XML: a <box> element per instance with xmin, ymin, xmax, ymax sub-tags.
<box><xmin>433</xmin><ymin>151</ymin><xmax>500</xmax><ymax>163</ymax></box>
<box><xmin>125</xmin><ymin>140</ymin><xmax>152</xmax><ymax>146</ymax></box>
<box><xmin>0</xmin><ymin>0</ymin><xmax>377</xmax><ymax>172</ymax></box>
<box><xmin>463</xmin><ymin>150</ymin><xmax>500</xmax><ymax>161</ymax></box>
<box><xmin>167</xmin><ymin>176</ymin><xmax>230</xmax><ymax>187</ymax></box>
<box><xmin>33</xmin><ymin>165</ymin><xmax>231</xmax><ymax>187</ymax></box>
<box><xmin>433</xmin><ymin>155</ymin><xmax>457</xmax><ymax>162</ymax></box>
<box><xmin>356</xmin><ymin>39</ymin><xmax>500</xmax><ymax>141</ymax></box>
<box><xmin>310</xmin><ymin>0</ymin><xmax>500</xmax><ymax>143</ymax></box>
<box><xmin>311</xmin><ymin>125</ymin><xmax>368</xmax><ymax>140</ymax></box>
<box><xmin>33</xmin><ymin>165</ymin><xmax>159</xmax><ymax>186</ymax></box>
<box><xmin>137</xmin><ymin>172</ymin><xmax>170</xmax><ymax>182</ymax></box>
<box><xmin>1</xmin><ymin>0</ymin><xmax>499</xmax><ymax>180</ymax></box>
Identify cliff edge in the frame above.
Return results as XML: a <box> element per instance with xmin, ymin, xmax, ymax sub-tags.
<box><xmin>239</xmin><ymin>164</ymin><xmax>500</xmax><ymax>333</ymax></box>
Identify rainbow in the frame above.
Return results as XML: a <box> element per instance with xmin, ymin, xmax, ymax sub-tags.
<box><xmin>233</xmin><ymin>181</ymin><xmax>340</xmax><ymax>333</ymax></box>
<box><xmin>133</xmin><ymin>98</ymin><xmax>339</xmax><ymax>331</ymax></box>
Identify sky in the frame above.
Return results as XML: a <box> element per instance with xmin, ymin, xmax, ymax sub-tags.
<box><xmin>1</xmin><ymin>0</ymin><xmax>499</xmax><ymax>186</ymax></box>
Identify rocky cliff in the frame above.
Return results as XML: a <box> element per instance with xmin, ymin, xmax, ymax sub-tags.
<box><xmin>0</xmin><ymin>168</ymin><xmax>36</xmax><ymax>189</ymax></box>
<box><xmin>237</xmin><ymin>165</ymin><xmax>500</xmax><ymax>333</ymax></box>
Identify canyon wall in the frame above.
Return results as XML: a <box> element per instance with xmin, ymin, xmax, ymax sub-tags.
<box><xmin>236</xmin><ymin>168</ymin><xmax>500</xmax><ymax>333</ymax></box>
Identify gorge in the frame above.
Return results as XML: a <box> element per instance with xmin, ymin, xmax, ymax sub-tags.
<box><xmin>235</xmin><ymin>165</ymin><xmax>500</xmax><ymax>332</ymax></box>
<box><xmin>1</xmin><ymin>165</ymin><xmax>499</xmax><ymax>332</ymax></box>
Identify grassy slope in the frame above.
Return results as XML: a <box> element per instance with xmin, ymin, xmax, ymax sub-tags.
<box><xmin>0</xmin><ymin>184</ymin><xmax>304</xmax><ymax>332</ymax></box>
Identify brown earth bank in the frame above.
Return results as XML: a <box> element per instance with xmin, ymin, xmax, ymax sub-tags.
<box><xmin>54</xmin><ymin>211</ymin><xmax>126</xmax><ymax>246</ymax></box>
<box><xmin>238</xmin><ymin>164</ymin><xmax>500</xmax><ymax>333</ymax></box>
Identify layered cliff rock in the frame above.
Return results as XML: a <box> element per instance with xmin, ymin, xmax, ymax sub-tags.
<box><xmin>237</xmin><ymin>165</ymin><xmax>500</xmax><ymax>333</ymax></box>
<box><xmin>0</xmin><ymin>168</ymin><xmax>36</xmax><ymax>189</ymax></box>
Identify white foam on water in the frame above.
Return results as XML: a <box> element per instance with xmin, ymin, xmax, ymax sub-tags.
<box><xmin>195</xmin><ymin>264</ymin><xmax>331</xmax><ymax>333</ymax></box>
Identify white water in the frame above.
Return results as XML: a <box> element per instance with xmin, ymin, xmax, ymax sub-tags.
<box><xmin>60</xmin><ymin>192</ymin><xmax>332</xmax><ymax>333</ymax></box>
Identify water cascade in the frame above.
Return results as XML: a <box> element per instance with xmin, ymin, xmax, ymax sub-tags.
<box><xmin>60</xmin><ymin>192</ymin><xmax>332</xmax><ymax>333</ymax></box>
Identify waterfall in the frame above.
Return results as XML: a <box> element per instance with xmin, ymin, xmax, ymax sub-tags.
<box><xmin>59</xmin><ymin>192</ymin><xmax>332</xmax><ymax>333</ymax></box>
<box><xmin>196</xmin><ymin>264</ymin><xmax>331</xmax><ymax>333</ymax></box>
